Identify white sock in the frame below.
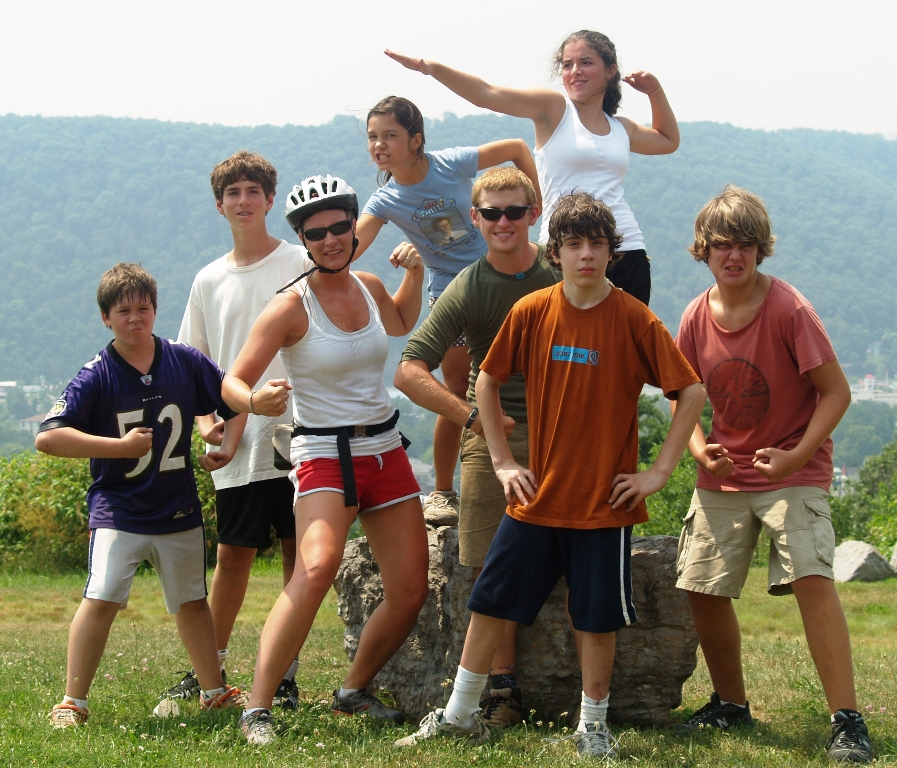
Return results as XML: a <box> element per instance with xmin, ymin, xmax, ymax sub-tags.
<box><xmin>63</xmin><ymin>695</ymin><xmax>88</xmax><ymax>710</ymax></box>
<box><xmin>244</xmin><ymin>706</ymin><xmax>266</xmax><ymax>716</ymax></box>
<box><xmin>719</xmin><ymin>699</ymin><xmax>747</xmax><ymax>708</ymax></box>
<box><xmin>201</xmin><ymin>686</ymin><xmax>227</xmax><ymax>697</ymax></box>
<box><xmin>285</xmin><ymin>658</ymin><xmax>299</xmax><ymax>681</ymax></box>
<box><xmin>444</xmin><ymin>666</ymin><xmax>488</xmax><ymax>729</ymax></box>
<box><xmin>338</xmin><ymin>686</ymin><xmax>359</xmax><ymax>698</ymax></box>
<box><xmin>579</xmin><ymin>692</ymin><xmax>609</xmax><ymax>730</ymax></box>
<box><xmin>218</xmin><ymin>649</ymin><xmax>228</xmax><ymax>671</ymax></box>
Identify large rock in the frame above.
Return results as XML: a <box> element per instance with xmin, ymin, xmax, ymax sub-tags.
<box><xmin>334</xmin><ymin>527</ymin><xmax>698</xmax><ymax>726</ymax></box>
<box><xmin>833</xmin><ymin>540</ymin><xmax>895</xmax><ymax>582</ymax></box>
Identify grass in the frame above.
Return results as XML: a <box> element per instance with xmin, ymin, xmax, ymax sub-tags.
<box><xmin>1</xmin><ymin>563</ymin><xmax>895</xmax><ymax>767</ymax></box>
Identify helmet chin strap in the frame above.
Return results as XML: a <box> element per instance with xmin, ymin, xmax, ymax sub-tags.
<box><xmin>276</xmin><ymin>237</ymin><xmax>359</xmax><ymax>295</ymax></box>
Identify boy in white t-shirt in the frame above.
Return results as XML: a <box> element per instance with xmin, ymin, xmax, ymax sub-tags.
<box><xmin>160</xmin><ymin>151</ymin><xmax>310</xmax><ymax>709</ymax></box>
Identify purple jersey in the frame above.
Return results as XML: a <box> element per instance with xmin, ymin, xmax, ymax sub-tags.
<box><xmin>38</xmin><ymin>336</ymin><xmax>237</xmax><ymax>535</ymax></box>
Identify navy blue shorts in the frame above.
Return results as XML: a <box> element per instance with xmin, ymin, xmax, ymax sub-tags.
<box><xmin>216</xmin><ymin>477</ymin><xmax>296</xmax><ymax>550</ymax></box>
<box><xmin>468</xmin><ymin>515</ymin><xmax>636</xmax><ymax>634</ymax></box>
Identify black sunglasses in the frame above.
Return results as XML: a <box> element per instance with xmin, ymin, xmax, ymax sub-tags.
<box><xmin>301</xmin><ymin>219</ymin><xmax>353</xmax><ymax>241</ymax></box>
<box><xmin>475</xmin><ymin>205</ymin><xmax>533</xmax><ymax>222</ymax></box>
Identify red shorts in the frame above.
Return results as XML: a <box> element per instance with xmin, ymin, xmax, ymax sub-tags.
<box><xmin>292</xmin><ymin>446</ymin><xmax>421</xmax><ymax>515</ymax></box>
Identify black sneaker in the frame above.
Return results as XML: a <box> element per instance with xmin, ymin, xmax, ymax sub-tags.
<box><xmin>272</xmin><ymin>677</ymin><xmax>299</xmax><ymax>710</ymax></box>
<box><xmin>160</xmin><ymin>668</ymin><xmax>227</xmax><ymax>700</ymax></box>
<box><xmin>827</xmin><ymin>710</ymin><xmax>873</xmax><ymax>763</ymax></box>
<box><xmin>677</xmin><ymin>692</ymin><xmax>754</xmax><ymax>731</ymax></box>
<box><xmin>331</xmin><ymin>688</ymin><xmax>405</xmax><ymax>724</ymax></box>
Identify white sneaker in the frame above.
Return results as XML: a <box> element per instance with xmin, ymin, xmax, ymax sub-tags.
<box><xmin>422</xmin><ymin>491</ymin><xmax>460</xmax><ymax>527</ymax></box>
<box><xmin>573</xmin><ymin>721</ymin><xmax>618</xmax><ymax>759</ymax></box>
<box><xmin>394</xmin><ymin>708</ymin><xmax>490</xmax><ymax>747</ymax></box>
<box><xmin>241</xmin><ymin>709</ymin><xmax>275</xmax><ymax>745</ymax></box>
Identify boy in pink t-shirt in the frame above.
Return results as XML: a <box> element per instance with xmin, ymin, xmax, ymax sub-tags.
<box><xmin>674</xmin><ymin>186</ymin><xmax>872</xmax><ymax>763</ymax></box>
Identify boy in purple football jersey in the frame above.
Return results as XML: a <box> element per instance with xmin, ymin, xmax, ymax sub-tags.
<box><xmin>36</xmin><ymin>264</ymin><xmax>246</xmax><ymax>728</ymax></box>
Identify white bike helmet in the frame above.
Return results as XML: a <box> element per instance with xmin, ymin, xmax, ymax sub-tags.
<box><xmin>285</xmin><ymin>174</ymin><xmax>358</xmax><ymax>233</ymax></box>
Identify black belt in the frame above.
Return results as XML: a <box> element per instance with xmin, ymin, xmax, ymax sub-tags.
<box><xmin>292</xmin><ymin>409</ymin><xmax>410</xmax><ymax>508</ymax></box>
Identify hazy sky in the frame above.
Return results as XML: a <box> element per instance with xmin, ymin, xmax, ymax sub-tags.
<box><xmin>1</xmin><ymin>0</ymin><xmax>894</xmax><ymax>137</ymax></box>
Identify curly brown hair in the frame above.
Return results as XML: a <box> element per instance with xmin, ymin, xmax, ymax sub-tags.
<box><xmin>689</xmin><ymin>185</ymin><xmax>776</xmax><ymax>265</ymax></box>
<box><xmin>546</xmin><ymin>193</ymin><xmax>624</xmax><ymax>270</ymax></box>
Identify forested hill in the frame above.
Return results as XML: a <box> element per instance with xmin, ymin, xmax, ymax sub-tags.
<box><xmin>0</xmin><ymin>113</ymin><xmax>895</xmax><ymax>386</ymax></box>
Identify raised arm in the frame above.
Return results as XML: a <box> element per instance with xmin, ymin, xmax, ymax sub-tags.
<box><xmin>618</xmin><ymin>71</ymin><xmax>680</xmax><ymax>155</ymax></box>
<box><xmin>222</xmin><ymin>293</ymin><xmax>304</xmax><ymax>417</ymax></box>
<box><xmin>477</xmin><ymin>139</ymin><xmax>542</xmax><ymax>208</ymax></box>
<box><xmin>357</xmin><ymin>246</ymin><xmax>425</xmax><ymax>336</ymax></box>
<box><xmin>352</xmin><ymin>213</ymin><xmax>386</xmax><ymax>262</ymax></box>
<box><xmin>385</xmin><ymin>49</ymin><xmax>565</xmax><ymax>132</ymax></box>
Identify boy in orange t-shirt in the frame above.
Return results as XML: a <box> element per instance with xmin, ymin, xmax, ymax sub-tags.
<box><xmin>395</xmin><ymin>193</ymin><xmax>704</xmax><ymax>759</ymax></box>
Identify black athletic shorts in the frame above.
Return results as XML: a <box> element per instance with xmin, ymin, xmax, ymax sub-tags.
<box><xmin>606</xmin><ymin>249</ymin><xmax>650</xmax><ymax>305</ymax></box>
<box><xmin>467</xmin><ymin>515</ymin><xmax>636</xmax><ymax>634</ymax></box>
<box><xmin>216</xmin><ymin>477</ymin><xmax>296</xmax><ymax>550</ymax></box>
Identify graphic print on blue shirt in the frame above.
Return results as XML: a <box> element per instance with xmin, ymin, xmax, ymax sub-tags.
<box><xmin>38</xmin><ymin>336</ymin><xmax>236</xmax><ymax>535</ymax></box>
<box><xmin>413</xmin><ymin>197</ymin><xmax>476</xmax><ymax>254</ymax></box>
<box><xmin>551</xmin><ymin>345</ymin><xmax>600</xmax><ymax>366</ymax></box>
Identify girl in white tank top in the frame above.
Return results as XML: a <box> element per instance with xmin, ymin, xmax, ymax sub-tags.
<box><xmin>384</xmin><ymin>30</ymin><xmax>680</xmax><ymax>304</ymax></box>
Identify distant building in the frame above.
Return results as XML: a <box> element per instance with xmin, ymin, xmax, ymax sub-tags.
<box><xmin>18</xmin><ymin>413</ymin><xmax>46</xmax><ymax>437</ymax></box>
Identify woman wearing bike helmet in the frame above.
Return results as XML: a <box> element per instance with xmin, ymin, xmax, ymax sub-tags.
<box><xmin>222</xmin><ymin>175</ymin><xmax>429</xmax><ymax>745</ymax></box>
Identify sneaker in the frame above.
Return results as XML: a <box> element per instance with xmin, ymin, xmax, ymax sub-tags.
<box><xmin>826</xmin><ymin>710</ymin><xmax>873</xmax><ymax>763</ymax></box>
<box><xmin>422</xmin><ymin>491</ymin><xmax>460</xmax><ymax>527</ymax></box>
<box><xmin>574</xmin><ymin>721</ymin><xmax>618</xmax><ymax>759</ymax></box>
<box><xmin>273</xmin><ymin>677</ymin><xmax>299</xmax><ymax>710</ymax></box>
<box><xmin>241</xmin><ymin>709</ymin><xmax>275</xmax><ymax>746</ymax></box>
<box><xmin>332</xmin><ymin>688</ymin><xmax>405</xmax><ymax>724</ymax></box>
<box><xmin>200</xmin><ymin>684</ymin><xmax>246</xmax><ymax>711</ymax></box>
<box><xmin>49</xmin><ymin>702</ymin><xmax>89</xmax><ymax>728</ymax></box>
<box><xmin>394</xmin><ymin>708</ymin><xmax>490</xmax><ymax>748</ymax></box>
<box><xmin>677</xmin><ymin>692</ymin><xmax>753</xmax><ymax>731</ymax></box>
<box><xmin>480</xmin><ymin>686</ymin><xmax>524</xmax><ymax>728</ymax></box>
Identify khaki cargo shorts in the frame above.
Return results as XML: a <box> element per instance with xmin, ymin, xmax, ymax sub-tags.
<box><xmin>676</xmin><ymin>486</ymin><xmax>835</xmax><ymax>597</ymax></box>
<box><xmin>458</xmin><ymin>423</ymin><xmax>529</xmax><ymax>568</ymax></box>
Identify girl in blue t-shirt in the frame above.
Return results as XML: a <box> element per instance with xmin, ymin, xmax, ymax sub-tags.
<box><xmin>355</xmin><ymin>95</ymin><xmax>539</xmax><ymax>516</ymax></box>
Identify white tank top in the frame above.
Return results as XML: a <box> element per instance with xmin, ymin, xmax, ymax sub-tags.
<box><xmin>535</xmin><ymin>97</ymin><xmax>645</xmax><ymax>251</ymax></box>
<box><xmin>279</xmin><ymin>273</ymin><xmax>401</xmax><ymax>463</ymax></box>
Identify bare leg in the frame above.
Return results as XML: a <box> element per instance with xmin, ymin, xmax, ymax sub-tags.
<box><xmin>246</xmin><ymin>492</ymin><xmax>352</xmax><ymax>709</ymax></box>
<box><xmin>687</xmin><ymin>590</ymin><xmax>747</xmax><ymax>705</ymax></box>
<box><xmin>471</xmin><ymin>567</ymin><xmax>518</xmax><ymax>673</ymax></box>
<box><xmin>791</xmin><ymin>575</ymin><xmax>857</xmax><ymax>713</ymax></box>
<box><xmin>280</xmin><ymin>537</ymin><xmax>296</xmax><ymax>586</ymax></box>
<box><xmin>208</xmin><ymin>543</ymin><xmax>257</xmax><ymax>650</ymax></box>
<box><xmin>578</xmin><ymin>631</ymin><xmax>616</xmax><ymax>701</ymax></box>
<box><xmin>433</xmin><ymin>345</ymin><xmax>472</xmax><ymax>491</ymax></box>
<box><xmin>175</xmin><ymin>598</ymin><xmax>224</xmax><ymax>691</ymax></box>
<box><xmin>459</xmin><ymin>612</ymin><xmax>516</xmax><ymax>675</ymax></box>
<box><xmin>341</xmin><ymin>497</ymin><xmax>429</xmax><ymax>689</ymax></box>
<box><xmin>65</xmin><ymin>598</ymin><xmax>121</xmax><ymax>700</ymax></box>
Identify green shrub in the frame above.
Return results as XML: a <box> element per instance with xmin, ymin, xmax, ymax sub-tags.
<box><xmin>0</xmin><ymin>428</ymin><xmax>219</xmax><ymax>573</ymax></box>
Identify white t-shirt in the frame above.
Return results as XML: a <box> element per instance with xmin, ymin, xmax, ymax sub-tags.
<box><xmin>178</xmin><ymin>239</ymin><xmax>312</xmax><ymax>489</ymax></box>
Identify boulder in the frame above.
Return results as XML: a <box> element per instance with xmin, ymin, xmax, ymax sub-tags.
<box><xmin>334</xmin><ymin>527</ymin><xmax>698</xmax><ymax>726</ymax></box>
<box><xmin>833</xmin><ymin>540</ymin><xmax>895</xmax><ymax>583</ymax></box>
